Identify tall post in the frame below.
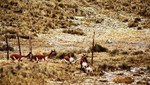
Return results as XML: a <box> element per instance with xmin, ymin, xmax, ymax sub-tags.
<box><xmin>5</xmin><ymin>35</ymin><xmax>9</xmax><ymax>60</ymax></box>
<box><xmin>91</xmin><ymin>31</ymin><xmax>95</xmax><ymax>66</ymax></box>
<box><xmin>29</xmin><ymin>34</ymin><xmax>32</xmax><ymax>60</ymax></box>
<box><xmin>29</xmin><ymin>35</ymin><xmax>32</xmax><ymax>53</ymax></box>
<box><xmin>16</xmin><ymin>33</ymin><xmax>22</xmax><ymax>55</ymax></box>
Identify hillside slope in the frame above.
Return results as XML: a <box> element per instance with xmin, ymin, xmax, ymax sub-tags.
<box><xmin>0</xmin><ymin>0</ymin><xmax>150</xmax><ymax>35</ymax></box>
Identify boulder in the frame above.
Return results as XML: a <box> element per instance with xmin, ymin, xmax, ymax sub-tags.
<box><xmin>92</xmin><ymin>44</ymin><xmax>108</xmax><ymax>52</ymax></box>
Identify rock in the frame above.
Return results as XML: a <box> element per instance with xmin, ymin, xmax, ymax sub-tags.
<box><xmin>92</xmin><ymin>44</ymin><xmax>108</xmax><ymax>52</ymax></box>
<box><xmin>113</xmin><ymin>75</ymin><xmax>134</xmax><ymax>84</ymax></box>
<box><xmin>106</xmin><ymin>39</ymin><xmax>112</xmax><ymax>44</ymax></box>
<box><xmin>114</xmin><ymin>71</ymin><xmax>124</xmax><ymax>75</ymax></box>
<box><xmin>130</xmin><ymin>67</ymin><xmax>140</xmax><ymax>72</ymax></box>
<box><xmin>98</xmin><ymin>77</ymin><xmax>108</xmax><ymax>82</ymax></box>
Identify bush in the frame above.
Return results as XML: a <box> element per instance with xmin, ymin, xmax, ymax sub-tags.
<box><xmin>110</xmin><ymin>49</ymin><xmax>120</xmax><ymax>56</ymax></box>
<box><xmin>131</xmin><ymin>50</ymin><xmax>145</xmax><ymax>55</ymax></box>
<box><xmin>98</xmin><ymin>63</ymin><xmax>118</xmax><ymax>71</ymax></box>
<box><xmin>4</xmin><ymin>29</ymin><xmax>18</xmax><ymax>34</ymax></box>
<box><xmin>0</xmin><ymin>45</ymin><xmax>14</xmax><ymax>51</ymax></box>
<box><xmin>134</xmin><ymin>18</ymin><xmax>141</xmax><ymax>23</ymax></box>
<box><xmin>6</xmin><ymin>34</ymin><xmax>16</xmax><ymax>39</ymax></box>
<box><xmin>92</xmin><ymin>44</ymin><xmax>108</xmax><ymax>52</ymax></box>
<box><xmin>63</xmin><ymin>29</ymin><xmax>86</xmax><ymax>36</ymax></box>
<box><xmin>118</xmin><ymin>63</ymin><xmax>131</xmax><ymax>70</ymax></box>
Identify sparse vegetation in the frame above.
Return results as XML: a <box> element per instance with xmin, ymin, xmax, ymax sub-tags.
<box><xmin>0</xmin><ymin>45</ymin><xmax>14</xmax><ymax>51</ymax></box>
<box><xmin>63</xmin><ymin>28</ymin><xmax>86</xmax><ymax>36</ymax></box>
<box><xmin>0</xmin><ymin>0</ymin><xmax>150</xmax><ymax>84</ymax></box>
<box><xmin>131</xmin><ymin>50</ymin><xmax>145</xmax><ymax>55</ymax></box>
<box><xmin>113</xmin><ymin>75</ymin><xmax>134</xmax><ymax>84</ymax></box>
<box><xmin>110</xmin><ymin>49</ymin><xmax>120</xmax><ymax>56</ymax></box>
<box><xmin>0</xmin><ymin>0</ymin><xmax>149</xmax><ymax>36</ymax></box>
<box><xmin>98</xmin><ymin>63</ymin><xmax>118</xmax><ymax>71</ymax></box>
<box><xmin>118</xmin><ymin>63</ymin><xmax>131</xmax><ymax>70</ymax></box>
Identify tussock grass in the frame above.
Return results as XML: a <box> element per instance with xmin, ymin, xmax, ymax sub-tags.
<box><xmin>0</xmin><ymin>50</ymin><xmax>149</xmax><ymax>84</ymax></box>
<box><xmin>63</xmin><ymin>28</ymin><xmax>86</xmax><ymax>36</ymax></box>
<box><xmin>0</xmin><ymin>59</ymin><xmax>88</xmax><ymax>85</ymax></box>
<box><xmin>1</xmin><ymin>0</ymin><xmax>149</xmax><ymax>36</ymax></box>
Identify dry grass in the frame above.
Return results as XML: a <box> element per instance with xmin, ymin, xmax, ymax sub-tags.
<box><xmin>63</xmin><ymin>28</ymin><xmax>86</xmax><ymax>36</ymax></box>
<box><xmin>0</xmin><ymin>0</ymin><xmax>149</xmax><ymax>36</ymax></box>
<box><xmin>0</xmin><ymin>0</ymin><xmax>150</xmax><ymax>84</ymax></box>
<box><xmin>0</xmin><ymin>61</ymin><xmax>80</xmax><ymax>85</ymax></box>
<box><xmin>0</xmin><ymin>49</ymin><xmax>149</xmax><ymax>84</ymax></box>
<box><xmin>113</xmin><ymin>75</ymin><xmax>134</xmax><ymax>84</ymax></box>
<box><xmin>95</xmin><ymin>0</ymin><xmax>150</xmax><ymax>17</ymax></box>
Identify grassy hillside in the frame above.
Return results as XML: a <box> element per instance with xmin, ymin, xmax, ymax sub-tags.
<box><xmin>0</xmin><ymin>0</ymin><xmax>150</xmax><ymax>85</ymax></box>
<box><xmin>0</xmin><ymin>0</ymin><xmax>150</xmax><ymax>35</ymax></box>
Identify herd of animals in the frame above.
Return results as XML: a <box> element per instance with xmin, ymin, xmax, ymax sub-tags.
<box><xmin>9</xmin><ymin>50</ymin><xmax>93</xmax><ymax>73</ymax></box>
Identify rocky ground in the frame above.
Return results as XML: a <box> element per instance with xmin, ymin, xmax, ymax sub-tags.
<box><xmin>0</xmin><ymin>0</ymin><xmax>150</xmax><ymax>85</ymax></box>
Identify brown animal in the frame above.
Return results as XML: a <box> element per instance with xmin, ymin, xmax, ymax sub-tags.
<box><xmin>31</xmin><ymin>54</ymin><xmax>48</xmax><ymax>63</ymax></box>
<box><xmin>80</xmin><ymin>54</ymin><xmax>89</xmax><ymax>72</ymax></box>
<box><xmin>31</xmin><ymin>50</ymin><xmax>57</xmax><ymax>63</ymax></box>
<box><xmin>63</xmin><ymin>53</ymin><xmax>76</xmax><ymax>64</ymax></box>
<box><xmin>48</xmin><ymin>50</ymin><xmax>57</xmax><ymax>58</ymax></box>
<box><xmin>10</xmin><ymin>53</ymin><xmax>31</xmax><ymax>61</ymax></box>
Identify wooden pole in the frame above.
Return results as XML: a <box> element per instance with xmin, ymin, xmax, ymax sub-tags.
<box><xmin>29</xmin><ymin>34</ymin><xmax>32</xmax><ymax>60</ymax></box>
<box><xmin>5</xmin><ymin>35</ymin><xmax>9</xmax><ymax>60</ymax></box>
<box><xmin>16</xmin><ymin>34</ymin><xmax>22</xmax><ymax>55</ymax></box>
<box><xmin>91</xmin><ymin>31</ymin><xmax>95</xmax><ymax>66</ymax></box>
<box><xmin>29</xmin><ymin>35</ymin><xmax>32</xmax><ymax>53</ymax></box>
